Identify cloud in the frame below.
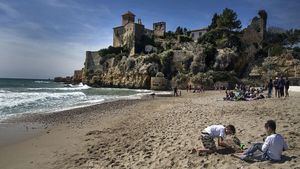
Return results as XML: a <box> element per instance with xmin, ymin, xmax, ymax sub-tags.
<box><xmin>0</xmin><ymin>2</ymin><xmax>19</xmax><ymax>18</ymax></box>
<box><xmin>0</xmin><ymin>26</ymin><xmax>111</xmax><ymax>79</ymax></box>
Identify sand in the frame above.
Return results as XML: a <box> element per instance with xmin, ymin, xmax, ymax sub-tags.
<box><xmin>0</xmin><ymin>91</ymin><xmax>299</xmax><ymax>169</ymax></box>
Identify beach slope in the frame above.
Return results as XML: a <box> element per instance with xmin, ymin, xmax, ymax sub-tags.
<box><xmin>0</xmin><ymin>91</ymin><xmax>299</xmax><ymax>169</ymax></box>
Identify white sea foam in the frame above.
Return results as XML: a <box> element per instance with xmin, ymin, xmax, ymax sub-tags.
<box><xmin>28</xmin><ymin>84</ymin><xmax>91</xmax><ymax>91</ymax></box>
<box><xmin>0</xmin><ymin>92</ymin><xmax>86</xmax><ymax>108</ymax></box>
<box><xmin>34</xmin><ymin>80</ymin><xmax>50</xmax><ymax>84</ymax></box>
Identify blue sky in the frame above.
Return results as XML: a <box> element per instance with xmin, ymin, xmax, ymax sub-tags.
<box><xmin>0</xmin><ymin>0</ymin><xmax>299</xmax><ymax>79</ymax></box>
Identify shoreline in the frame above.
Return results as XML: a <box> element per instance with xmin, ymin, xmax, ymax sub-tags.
<box><xmin>0</xmin><ymin>98</ymin><xmax>147</xmax><ymax>148</ymax></box>
<box><xmin>0</xmin><ymin>91</ymin><xmax>299</xmax><ymax>169</ymax></box>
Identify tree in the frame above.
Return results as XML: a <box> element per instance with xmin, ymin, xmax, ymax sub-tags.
<box><xmin>208</xmin><ymin>13</ymin><xmax>219</xmax><ymax>30</ymax></box>
<box><xmin>286</xmin><ymin>29</ymin><xmax>299</xmax><ymax>47</ymax></box>
<box><xmin>175</xmin><ymin>26</ymin><xmax>183</xmax><ymax>35</ymax></box>
<box><xmin>216</xmin><ymin>8</ymin><xmax>241</xmax><ymax>31</ymax></box>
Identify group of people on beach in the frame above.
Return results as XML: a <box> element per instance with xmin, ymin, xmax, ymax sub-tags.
<box><xmin>193</xmin><ymin>120</ymin><xmax>288</xmax><ymax>162</ymax></box>
<box><xmin>267</xmin><ymin>76</ymin><xmax>290</xmax><ymax>98</ymax></box>
<box><xmin>223</xmin><ymin>84</ymin><xmax>265</xmax><ymax>101</ymax></box>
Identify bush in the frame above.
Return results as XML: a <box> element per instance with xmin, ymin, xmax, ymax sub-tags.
<box><xmin>144</xmin><ymin>54</ymin><xmax>161</xmax><ymax>64</ymax></box>
<box><xmin>178</xmin><ymin>35</ymin><xmax>192</xmax><ymax>43</ymax></box>
<box><xmin>293</xmin><ymin>47</ymin><xmax>300</xmax><ymax>60</ymax></box>
<box><xmin>98</xmin><ymin>46</ymin><xmax>128</xmax><ymax>60</ymax></box>
<box><xmin>165</xmin><ymin>31</ymin><xmax>176</xmax><ymax>40</ymax></box>
<box><xmin>160</xmin><ymin>50</ymin><xmax>174</xmax><ymax>79</ymax></box>
<box><xmin>203</xmin><ymin>44</ymin><xmax>217</xmax><ymax>68</ymax></box>
<box><xmin>269</xmin><ymin>44</ymin><xmax>284</xmax><ymax>56</ymax></box>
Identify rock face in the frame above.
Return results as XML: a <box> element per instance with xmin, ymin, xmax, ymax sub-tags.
<box><xmin>249</xmin><ymin>52</ymin><xmax>300</xmax><ymax>80</ymax></box>
<box><xmin>83</xmin><ymin>51</ymin><xmax>158</xmax><ymax>88</ymax></box>
<box><xmin>214</xmin><ymin>48</ymin><xmax>238</xmax><ymax>71</ymax></box>
<box><xmin>72</xmin><ymin>70</ymin><xmax>83</xmax><ymax>84</ymax></box>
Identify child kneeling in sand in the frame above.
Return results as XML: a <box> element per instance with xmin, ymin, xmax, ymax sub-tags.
<box><xmin>234</xmin><ymin>120</ymin><xmax>288</xmax><ymax>161</ymax></box>
<box><xmin>193</xmin><ymin>124</ymin><xmax>236</xmax><ymax>154</ymax></box>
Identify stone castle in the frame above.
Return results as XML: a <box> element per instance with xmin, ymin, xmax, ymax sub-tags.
<box><xmin>113</xmin><ymin>11</ymin><xmax>166</xmax><ymax>55</ymax></box>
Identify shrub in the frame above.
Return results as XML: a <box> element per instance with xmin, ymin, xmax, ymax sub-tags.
<box><xmin>293</xmin><ymin>47</ymin><xmax>300</xmax><ymax>60</ymax></box>
<box><xmin>98</xmin><ymin>46</ymin><xmax>128</xmax><ymax>60</ymax></box>
<box><xmin>178</xmin><ymin>35</ymin><xmax>192</xmax><ymax>43</ymax></box>
<box><xmin>160</xmin><ymin>50</ymin><xmax>174</xmax><ymax>79</ymax></box>
<box><xmin>144</xmin><ymin>54</ymin><xmax>161</xmax><ymax>64</ymax></box>
<box><xmin>269</xmin><ymin>44</ymin><xmax>284</xmax><ymax>56</ymax></box>
<box><xmin>203</xmin><ymin>44</ymin><xmax>217</xmax><ymax>68</ymax></box>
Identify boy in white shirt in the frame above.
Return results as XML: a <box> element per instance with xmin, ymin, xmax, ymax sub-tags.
<box><xmin>194</xmin><ymin>124</ymin><xmax>236</xmax><ymax>154</ymax></box>
<box><xmin>234</xmin><ymin>120</ymin><xmax>288</xmax><ymax>161</ymax></box>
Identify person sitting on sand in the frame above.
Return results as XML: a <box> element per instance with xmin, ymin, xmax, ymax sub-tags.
<box><xmin>196</xmin><ymin>124</ymin><xmax>236</xmax><ymax>154</ymax></box>
<box><xmin>233</xmin><ymin>120</ymin><xmax>288</xmax><ymax>161</ymax></box>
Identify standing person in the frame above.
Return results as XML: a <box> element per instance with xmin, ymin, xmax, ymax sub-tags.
<box><xmin>186</xmin><ymin>84</ymin><xmax>189</xmax><ymax>92</ymax></box>
<box><xmin>278</xmin><ymin>76</ymin><xmax>285</xmax><ymax>98</ymax></box>
<box><xmin>273</xmin><ymin>77</ymin><xmax>279</xmax><ymax>98</ymax></box>
<box><xmin>234</xmin><ymin>120</ymin><xmax>288</xmax><ymax>161</ymax></box>
<box><xmin>285</xmin><ymin>77</ymin><xmax>290</xmax><ymax>97</ymax></box>
<box><xmin>173</xmin><ymin>86</ymin><xmax>178</xmax><ymax>97</ymax></box>
<box><xmin>267</xmin><ymin>79</ymin><xmax>273</xmax><ymax>98</ymax></box>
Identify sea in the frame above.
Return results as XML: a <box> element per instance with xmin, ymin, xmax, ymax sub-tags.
<box><xmin>0</xmin><ymin>78</ymin><xmax>153</xmax><ymax>121</ymax></box>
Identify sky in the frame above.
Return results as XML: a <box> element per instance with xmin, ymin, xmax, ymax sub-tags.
<box><xmin>0</xmin><ymin>0</ymin><xmax>299</xmax><ymax>79</ymax></box>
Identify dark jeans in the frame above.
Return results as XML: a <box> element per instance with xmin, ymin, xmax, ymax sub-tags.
<box><xmin>268</xmin><ymin>88</ymin><xmax>272</xmax><ymax>98</ymax></box>
<box><xmin>279</xmin><ymin>87</ymin><xmax>284</xmax><ymax>97</ymax></box>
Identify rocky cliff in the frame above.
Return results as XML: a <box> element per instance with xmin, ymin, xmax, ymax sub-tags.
<box><xmin>81</xmin><ymin>10</ymin><xmax>299</xmax><ymax>89</ymax></box>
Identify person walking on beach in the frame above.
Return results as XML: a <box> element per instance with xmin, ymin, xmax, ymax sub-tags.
<box><xmin>285</xmin><ymin>77</ymin><xmax>290</xmax><ymax>97</ymax></box>
<box><xmin>278</xmin><ymin>76</ymin><xmax>285</xmax><ymax>98</ymax></box>
<box><xmin>267</xmin><ymin>79</ymin><xmax>273</xmax><ymax>98</ymax></box>
<box><xmin>194</xmin><ymin>124</ymin><xmax>236</xmax><ymax>155</ymax></box>
<box><xmin>273</xmin><ymin>77</ymin><xmax>279</xmax><ymax>98</ymax></box>
<box><xmin>234</xmin><ymin>120</ymin><xmax>288</xmax><ymax>161</ymax></box>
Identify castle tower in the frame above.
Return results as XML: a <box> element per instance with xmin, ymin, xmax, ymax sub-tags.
<box><xmin>122</xmin><ymin>11</ymin><xmax>135</xmax><ymax>26</ymax></box>
<box><xmin>153</xmin><ymin>22</ymin><xmax>166</xmax><ymax>37</ymax></box>
<box><xmin>258</xmin><ymin>10</ymin><xmax>267</xmax><ymax>39</ymax></box>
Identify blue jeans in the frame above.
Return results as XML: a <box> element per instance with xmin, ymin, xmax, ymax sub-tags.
<box><xmin>243</xmin><ymin>143</ymin><xmax>270</xmax><ymax>161</ymax></box>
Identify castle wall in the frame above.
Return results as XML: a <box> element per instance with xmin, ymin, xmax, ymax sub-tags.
<box><xmin>134</xmin><ymin>23</ymin><xmax>145</xmax><ymax>54</ymax></box>
<box><xmin>85</xmin><ymin>51</ymin><xmax>102</xmax><ymax>71</ymax></box>
<box><xmin>113</xmin><ymin>26</ymin><xmax>124</xmax><ymax>47</ymax></box>
<box><xmin>153</xmin><ymin>22</ymin><xmax>166</xmax><ymax>37</ymax></box>
<box><xmin>144</xmin><ymin>28</ymin><xmax>153</xmax><ymax>37</ymax></box>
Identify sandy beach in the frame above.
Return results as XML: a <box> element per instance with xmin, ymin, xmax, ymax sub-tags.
<box><xmin>0</xmin><ymin>91</ymin><xmax>299</xmax><ymax>169</ymax></box>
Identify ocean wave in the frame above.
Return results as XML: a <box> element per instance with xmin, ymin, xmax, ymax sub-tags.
<box><xmin>34</xmin><ymin>80</ymin><xmax>50</xmax><ymax>84</ymax></box>
<box><xmin>0</xmin><ymin>89</ymin><xmax>9</xmax><ymax>93</ymax></box>
<box><xmin>28</xmin><ymin>84</ymin><xmax>91</xmax><ymax>91</ymax></box>
<box><xmin>0</xmin><ymin>91</ymin><xmax>86</xmax><ymax>108</ymax></box>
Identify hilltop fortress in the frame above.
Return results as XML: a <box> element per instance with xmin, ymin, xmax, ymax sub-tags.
<box><xmin>60</xmin><ymin>10</ymin><xmax>300</xmax><ymax>89</ymax></box>
<box><xmin>113</xmin><ymin>11</ymin><xmax>166</xmax><ymax>55</ymax></box>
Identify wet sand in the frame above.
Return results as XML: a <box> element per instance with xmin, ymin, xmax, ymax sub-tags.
<box><xmin>0</xmin><ymin>91</ymin><xmax>299</xmax><ymax>169</ymax></box>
